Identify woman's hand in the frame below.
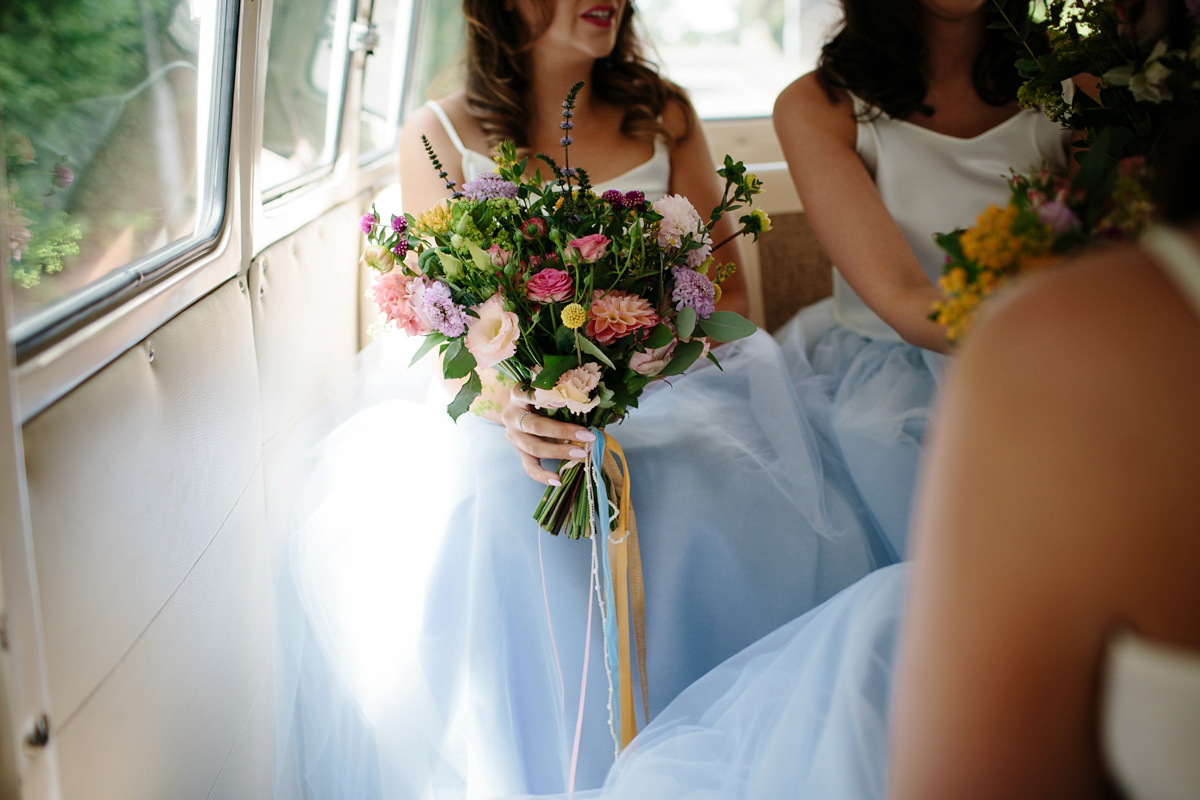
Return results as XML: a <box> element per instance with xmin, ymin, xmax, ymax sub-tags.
<box><xmin>501</xmin><ymin>388</ymin><xmax>597</xmax><ymax>486</ymax></box>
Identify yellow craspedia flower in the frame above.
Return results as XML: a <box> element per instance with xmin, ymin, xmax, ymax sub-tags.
<box><xmin>415</xmin><ymin>203</ymin><xmax>452</xmax><ymax>234</ymax></box>
<box><xmin>561</xmin><ymin>303</ymin><xmax>587</xmax><ymax>329</ymax></box>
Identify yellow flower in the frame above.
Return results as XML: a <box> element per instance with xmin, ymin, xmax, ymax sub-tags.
<box><xmin>415</xmin><ymin>203</ymin><xmax>452</xmax><ymax>234</ymax></box>
<box><xmin>748</xmin><ymin>208</ymin><xmax>772</xmax><ymax>233</ymax></box>
<box><xmin>561</xmin><ymin>303</ymin><xmax>587</xmax><ymax>329</ymax></box>
<box><xmin>713</xmin><ymin>283</ymin><xmax>723</xmax><ymax>305</ymax></box>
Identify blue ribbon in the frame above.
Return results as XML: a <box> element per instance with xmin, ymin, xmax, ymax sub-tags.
<box><xmin>589</xmin><ymin>427</ymin><xmax>621</xmax><ymax>745</ymax></box>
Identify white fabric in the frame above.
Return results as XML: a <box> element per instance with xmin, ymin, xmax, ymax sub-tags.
<box><xmin>426</xmin><ymin>100</ymin><xmax>673</xmax><ymax>202</ymax></box>
<box><xmin>1103</xmin><ymin>631</ymin><xmax>1200</xmax><ymax>800</ymax></box>
<box><xmin>832</xmin><ymin>93</ymin><xmax>1071</xmax><ymax>341</ymax></box>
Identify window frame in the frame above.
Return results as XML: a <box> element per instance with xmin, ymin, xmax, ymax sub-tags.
<box><xmin>9</xmin><ymin>0</ymin><xmax>242</xmax><ymax>365</ymax></box>
<box><xmin>258</xmin><ymin>0</ymin><xmax>357</xmax><ymax>202</ymax></box>
<box><xmin>357</xmin><ymin>0</ymin><xmax>419</xmax><ymax>167</ymax></box>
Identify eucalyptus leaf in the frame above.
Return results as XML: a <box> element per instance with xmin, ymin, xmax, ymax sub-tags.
<box><xmin>658</xmin><ymin>340</ymin><xmax>705</xmax><ymax>376</ymax></box>
<box><xmin>644</xmin><ymin>323</ymin><xmax>674</xmax><ymax>349</ymax></box>
<box><xmin>531</xmin><ymin>354</ymin><xmax>577</xmax><ymax>389</ymax></box>
<box><xmin>576</xmin><ymin>334</ymin><xmax>616</xmax><ymax>369</ymax></box>
<box><xmin>696</xmin><ymin>311</ymin><xmax>757</xmax><ymax>343</ymax></box>
<box><xmin>676</xmin><ymin>306</ymin><xmax>697</xmax><ymax>340</ymax></box>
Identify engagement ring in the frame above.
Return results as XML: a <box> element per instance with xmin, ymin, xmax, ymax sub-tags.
<box><xmin>517</xmin><ymin>410</ymin><xmax>532</xmax><ymax>433</ymax></box>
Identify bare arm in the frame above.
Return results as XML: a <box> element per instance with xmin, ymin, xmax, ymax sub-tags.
<box><xmin>889</xmin><ymin>250</ymin><xmax>1200</xmax><ymax>799</ymax></box>
<box><xmin>665</xmin><ymin>99</ymin><xmax>749</xmax><ymax>317</ymax></box>
<box><xmin>398</xmin><ymin>97</ymin><xmax>468</xmax><ymax>215</ymax></box>
<box><xmin>773</xmin><ymin>74</ymin><xmax>946</xmax><ymax>352</ymax></box>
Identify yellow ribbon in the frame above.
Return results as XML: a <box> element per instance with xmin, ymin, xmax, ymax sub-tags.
<box><xmin>601</xmin><ymin>433</ymin><xmax>650</xmax><ymax>748</ymax></box>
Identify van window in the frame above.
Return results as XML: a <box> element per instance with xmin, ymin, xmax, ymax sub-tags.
<box><xmin>401</xmin><ymin>1</ymin><xmax>465</xmax><ymax>119</ymax></box>
<box><xmin>637</xmin><ymin>0</ymin><xmax>842</xmax><ymax>119</ymax></box>
<box><xmin>3</xmin><ymin>0</ymin><xmax>237</xmax><ymax>351</ymax></box>
<box><xmin>260</xmin><ymin>0</ymin><xmax>354</xmax><ymax>195</ymax></box>
<box><xmin>359</xmin><ymin>0</ymin><xmax>412</xmax><ymax>163</ymax></box>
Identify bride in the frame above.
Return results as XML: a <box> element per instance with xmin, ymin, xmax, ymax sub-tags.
<box><xmin>274</xmin><ymin>1</ymin><xmax>888</xmax><ymax>797</ymax></box>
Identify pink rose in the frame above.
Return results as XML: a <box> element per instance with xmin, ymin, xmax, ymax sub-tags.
<box><xmin>372</xmin><ymin>271</ymin><xmax>429</xmax><ymax>336</ymax></box>
<box><xmin>526</xmin><ymin>268</ymin><xmax>574</xmax><ymax>303</ymax></box>
<box><xmin>488</xmin><ymin>244</ymin><xmax>513</xmax><ymax>268</ymax></box>
<box><xmin>566</xmin><ymin>233</ymin><xmax>610</xmax><ymax>264</ymax></box>
<box><xmin>521</xmin><ymin>217</ymin><xmax>548</xmax><ymax>240</ymax></box>
<box><xmin>466</xmin><ymin>293</ymin><xmax>520</xmax><ymax>367</ymax></box>
<box><xmin>532</xmin><ymin>362</ymin><xmax>603</xmax><ymax>415</ymax></box>
<box><xmin>629</xmin><ymin>338</ymin><xmax>678</xmax><ymax>377</ymax></box>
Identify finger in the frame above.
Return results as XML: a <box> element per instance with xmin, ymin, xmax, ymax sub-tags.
<box><xmin>519</xmin><ymin>411</ymin><xmax>595</xmax><ymax>445</ymax></box>
<box><xmin>507</xmin><ymin>426</ymin><xmax>584</xmax><ymax>462</ymax></box>
<box><xmin>520</xmin><ymin>451</ymin><xmax>562</xmax><ymax>486</ymax></box>
<box><xmin>509</xmin><ymin>386</ymin><xmax>535</xmax><ymax>409</ymax></box>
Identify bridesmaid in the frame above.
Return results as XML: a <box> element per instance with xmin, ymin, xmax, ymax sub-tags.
<box><xmin>772</xmin><ymin>0</ymin><xmax>1069</xmax><ymax>556</ymax></box>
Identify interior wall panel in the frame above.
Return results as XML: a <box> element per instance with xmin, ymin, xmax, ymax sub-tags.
<box><xmin>51</xmin><ymin>475</ymin><xmax>270</xmax><ymax>800</ymax></box>
<box><xmin>20</xmin><ymin>277</ymin><xmax>263</xmax><ymax>729</ymax></box>
<box><xmin>251</xmin><ymin>202</ymin><xmax>363</xmax><ymax>445</ymax></box>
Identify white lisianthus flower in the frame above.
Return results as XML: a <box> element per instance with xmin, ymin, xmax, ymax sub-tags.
<box><xmin>1106</xmin><ymin>41</ymin><xmax>1177</xmax><ymax>103</ymax></box>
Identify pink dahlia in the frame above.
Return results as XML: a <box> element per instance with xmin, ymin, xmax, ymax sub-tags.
<box><xmin>526</xmin><ymin>267</ymin><xmax>574</xmax><ymax>303</ymax></box>
<box><xmin>586</xmin><ymin>290</ymin><xmax>658</xmax><ymax>344</ymax></box>
<box><xmin>372</xmin><ymin>271</ymin><xmax>429</xmax><ymax>336</ymax></box>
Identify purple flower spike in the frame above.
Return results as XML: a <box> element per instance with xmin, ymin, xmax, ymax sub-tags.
<box><xmin>560</xmin><ymin>137</ymin><xmax>573</xmax><ymax>147</ymax></box>
<box><xmin>559</xmin><ymin>120</ymin><xmax>574</xmax><ymax>130</ymax></box>
<box><xmin>391</xmin><ymin>214</ymin><xmax>407</xmax><ymax>233</ymax></box>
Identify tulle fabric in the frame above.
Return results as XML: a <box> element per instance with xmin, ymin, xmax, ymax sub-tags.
<box><xmin>273</xmin><ymin>328</ymin><xmax>894</xmax><ymax>800</ymax></box>
<box><xmin>775</xmin><ymin>299</ymin><xmax>946</xmax><ymax>558</ymax></box>
<box><xmin>508</xmin><ymin>563</ymin><xmax>908</xmax><ymax>800</ymax></box>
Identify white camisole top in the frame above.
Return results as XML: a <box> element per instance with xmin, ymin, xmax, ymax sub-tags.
<box><xmin>835</xmin><ymin>94</ymin><xmax>1071</xmax><ymax>341</ymax></box>
<box><xmin>1101</xmin><ymin>225</ymin><xmax>1200</xmax><ymax>800</ymax></box>
<box><xmin>425</xmin><ymin>100</ymin><xmax>672</xmax><ymax>202</ymax></box>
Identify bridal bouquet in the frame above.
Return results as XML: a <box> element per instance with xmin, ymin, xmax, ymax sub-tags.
<box><xmin>361</xmin><ymin>82</ymin><xmax>766</xmax><ymax>539</ymax></box>
<box><xmin>932</xmin><ymin>0</ymin><xmax>1199</xmax><ymax>344</ymax></box>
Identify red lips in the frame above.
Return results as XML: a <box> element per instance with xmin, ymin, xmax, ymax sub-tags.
<box><xmin>581</xmin><ymin>5</ymin><xmax>617</xmax><ymax>27</ymax></box>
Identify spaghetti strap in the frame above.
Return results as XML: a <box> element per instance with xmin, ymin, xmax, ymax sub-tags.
<box><xmin>1142</xmin><ymin>225</ymin><xmax>1200</xmax><ymax>320</ymax></box>
<box><xmin>425</xmin><ymin>100</ymin><xmax>467</xmax><ymax>156</ymax></box>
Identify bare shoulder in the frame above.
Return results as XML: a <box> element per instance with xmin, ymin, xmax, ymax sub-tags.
<box><xmin>660</xmin><ymin>94</ymin><xmax>697</xmax><ymax>144</ymax></box>
<box><xmin>965</xmin><ymin>243</ymin><xmax>1200</xmax><ymax>391</ymax></box>
<box><xmin>399</xmin><ymin>90</ymin><xmax>474</xmax><ymax>162</ymax></box>
<box><xmin>772</xmin><ymin>71</ymin><xmax>856</xmax><ymax>147</ymax></box>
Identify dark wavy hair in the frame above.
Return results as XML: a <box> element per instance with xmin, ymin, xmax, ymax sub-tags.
<box><xmin>817</xmin><ymin>0</ymin><xmax>1035</xmax><ymax>119</ymax></box>
<box><xmin>462</xmin><ymin>0</ymin><xmax>692</xmax><ymax>152</ymax></box>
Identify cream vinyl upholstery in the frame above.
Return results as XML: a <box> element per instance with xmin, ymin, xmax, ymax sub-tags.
<box><xmin>17</xmin><ymin>196</ymin><xmax>363</xmax><ymax>798</ymax></box>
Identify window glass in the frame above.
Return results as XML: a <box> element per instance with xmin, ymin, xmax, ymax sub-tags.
<box><xmin>400</xmin><ymin>2</ymin><xmax>465</xmax><ymax>120</ymax></box>
<box><xmin>260</xmin><ymin>0</ymin><xmax>351</xmax><ymax>194</ymax></box>
<box><xmin>637</xmin><ymin>0</ymin><xmax>843</xmax><ymax>119</ymax></box>
<box><xmin>2</xmin><ymin>0</ymin><xmax>234</xmax><ymax>332</ymax></box>
<box><xmin>359</xmin><ymin>0</ymin><xmax>408</xmax><ymax>161</ymax></box>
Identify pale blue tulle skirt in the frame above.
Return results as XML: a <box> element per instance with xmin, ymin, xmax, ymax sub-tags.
<box><xmin>273</xmin><ymin>327</ymin><xmax>895</xmax><ymax>799</ymax></box>
<box><xmin>546</xmin><ymin>562</ymin><xmax>909</xmax><ymax>800</ymax></box>
<box><xmin>775</xmin><ymin>299</ymin><xmax>947</xmax><ymax>558</ymax></box>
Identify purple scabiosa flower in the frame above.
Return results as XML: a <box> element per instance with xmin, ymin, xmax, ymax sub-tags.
<box><xmin>461</xmin><ymin>172</ymin><xmax>519</xmax><ymax>201</ymax></box>
<box><xmin>392</xmin><ymin>239</ymin><xmax>409</xmax><ymax>259</ymax></box>
<box><xmin>53</xmin><ymin>163</ymin><xmax>74</xmax><ymax>189</ymax></box>
<box><xmin>418</xmin><ymin>279</ymin><xmax>470</xmax><ymax>337</ymax></box>
<box><xmin>1036</xmin><ymin>201</ymin><xmax>1081</xmax><ymax>236</ymax></box>
<box><xmin>391</xmin><ymin>214</ymin><xmax>407</xmax><ymax>233</ymax></box>
<box><xmin>672</xmin><ymin>267</ymin><xmax>716</xmax><ymax>318</ymax></box>
<box><xmin>360</xmin><ymin>212</ymin><xmax>378</xmax><ymax>235</ymax></box>
<box><xmin>601</xmin><ymin>189</ymin><xmax>624</xmax><ymax>206</ymax></box>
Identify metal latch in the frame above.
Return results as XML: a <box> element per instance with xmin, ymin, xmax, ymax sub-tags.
<box><xmin>350</xmin><ymin>21</ymin><xmax>379</xmax><ymax>55</ymax></box>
